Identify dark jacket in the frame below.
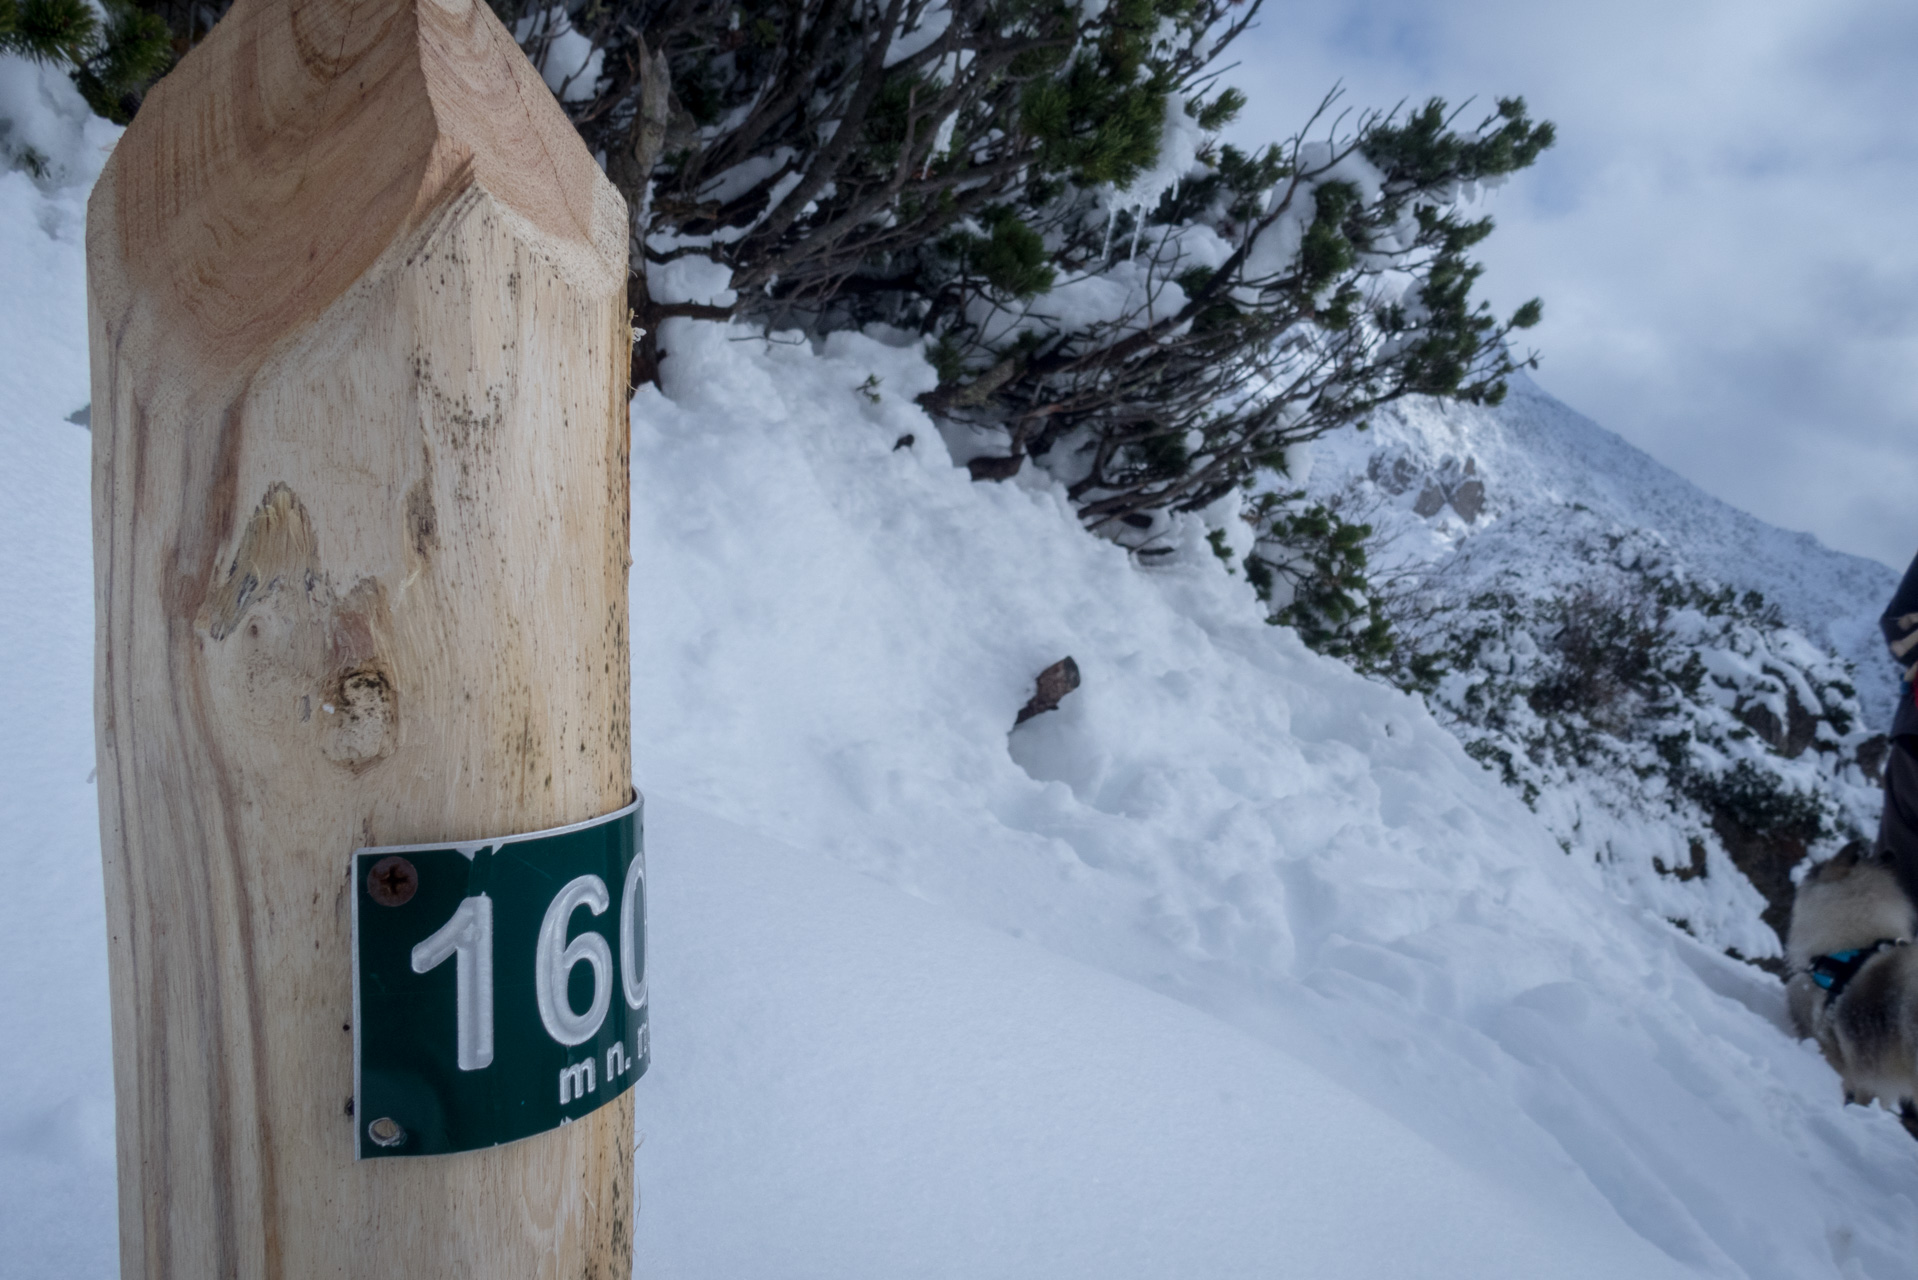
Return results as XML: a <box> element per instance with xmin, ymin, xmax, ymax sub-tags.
<box><xmin>1884</xmin><ymin>550</ymin><xmax>1918</xmax><ymax>741</ymax></box>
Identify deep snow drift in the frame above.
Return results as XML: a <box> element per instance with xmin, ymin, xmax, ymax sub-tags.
<box><xmin>4</xmin><ymin>56</ymin><xmax>1918</xmax><ymax>1280</ymax></box>
<box><xmin>637</xmin><ymin>800</ymin><xmax>1697</xmax><ymax>1279</ymax></box>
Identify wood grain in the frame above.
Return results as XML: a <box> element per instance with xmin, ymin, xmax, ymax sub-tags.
<box><xmin>87</xmin><ymin>0</ymin><xmax>633</xmax><ymax>1274</ymax></box>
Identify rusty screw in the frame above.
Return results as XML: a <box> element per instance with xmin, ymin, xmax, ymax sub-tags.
<box><xmin>367</xmin><ymin>1116</ymin><xmax>406</xmax><ymax>1148</ymax></box>
<box><xmin>367</xmin><ymin>855</ymin><xmax>418</xmax><ymax>907</ymax></box>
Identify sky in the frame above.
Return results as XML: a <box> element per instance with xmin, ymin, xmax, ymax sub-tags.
<box><xmin>1226</xmin><ymin>0</ymin><xmax>1918</xmax><ymax>573</ymax></box>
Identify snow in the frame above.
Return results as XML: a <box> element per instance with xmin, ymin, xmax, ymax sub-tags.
<box><xmin>1243</xmin><ymin>185</ymin><xmax>1311</xmax><ymax>283</ymax></box>
<box><xmin>1105</xmin><ymin>94</ymin><xmax>1207</xmax><ymax>219</ymax></box>
<box><xmin>0</xmin><ymin>55</ymin><xmax>116</xmax><ymax>191</ymax></box>
<box><xmin>695</xmin><ymin>147</ymin><xmax>798</xmax><ymax>207</ymax></box>
<box><xmin>968</xmin><ymin>217</ymin><xmax>1234</xmax><ymax>350</ymax></box>
<box><xmin>640</xmin><ymin>801</ymin><xmax>1697</xmax><ymax>1280</ymax></box>
<box><xmin>0</xmin><ymin>67</ymin><xmax>117</xmax><ymax>1277</ymax></box>
<box><xmin>884</xmin><ymin>2</ymin><xmax>953</xmax><ymax>68</ymax></box>
<box><xmin>512</xmin><ymin>7</ymin><xmax>604</xmax><ymax>104</ymax></box>
<box><xmin>646</xmin><ymin>254</ymin><xmax>737</xmax><ymax>308</ymax></box>
<box><xmin>6</xmin><ymin>56</ymin><xmax>1918</xmax><ymax>1280</ymax></box>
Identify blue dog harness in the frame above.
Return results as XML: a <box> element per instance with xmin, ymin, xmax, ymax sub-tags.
<box><xmin>1807</xmin><ymin>939</ymin><xmax>1907</xmax><ymax>1000</ymax></box>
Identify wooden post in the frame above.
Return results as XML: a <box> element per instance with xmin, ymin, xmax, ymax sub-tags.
<box><xmin>87</xmin><ymin>0</ymin><xmax>633</xmax><ymax>1274</ymax></box>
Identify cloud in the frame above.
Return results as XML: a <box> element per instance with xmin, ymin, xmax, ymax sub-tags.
<box><xmin>1223</xmin><ymin>0</ymin><xmax>1918</xmax><ymax>571</ymax></box>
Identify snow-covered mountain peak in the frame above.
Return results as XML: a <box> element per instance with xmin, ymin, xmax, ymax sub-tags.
<box><xmin>1300</xmin><ymin>375</ymin><xmax>1899</xmax><ymax>961</ymax></box>
<box><xmin>1311</xmin><ymin>375</ymin><xmax>1901</xmax><ymax>723</ymax></box>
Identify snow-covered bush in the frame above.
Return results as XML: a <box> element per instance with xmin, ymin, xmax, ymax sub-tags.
<box><xmin>916</xmin><ymin>94</ymin><xmax>1551</xmax><ymax>539</ymax></box>
<box><xmin>1272</xmin><ymin>386</ymin><xmax>1903</xmax><ymax>965</ymax></box>
<box><xmin>1388</xmin><ymin>519</ymin><xmax>1883</xmax><ymax>958</ymax></box>
<box><xmin>1241</xmin><ymin>487</ymin><xmax>1401</xmax><ymax>672</ymax></box>
<box><xmin>486</xmin><ymin>0</ymin><xmax>1254</xmax><ymax>387</ymax></box>
<box><xmin>483</xmin><ymin>1</ymin><xmax>1550</xmax><ymax>541</ymax></box>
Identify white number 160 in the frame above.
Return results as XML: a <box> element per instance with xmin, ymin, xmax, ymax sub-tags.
<box><xmin>410</xmin><ymin>856</ymin><xmax>646</xmax><ymax>1072</ymax></box>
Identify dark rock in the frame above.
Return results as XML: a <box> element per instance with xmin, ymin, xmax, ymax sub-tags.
<box><xmin>1735</xmin><ymin>700</ymin><xmax>1784</xmax><ymax>751</ymax></box>
<box><xmin>1449</xmin><ymin>478</ymin><xmax>1485</xmax><ymax>523</ymax></box>
<box><xmin>1412</xmin><ymin>484</ymin><xmax>1446</xmax><ymax>517</ymax></box>
<box><xmin>1367</xmin><ymin>452</ymin><xmax>1420</xmax><ymax>495</ymax></box>
<box><xmin>1734</xmin><ymin>689</ymin><xmax>1818</xmax><ymax>760</ymax></box>
<box><xmin>967</xmin><ymin>453</ymin><xmax>1023</xmax><ymax>481</ymax></box>
<box><xmin>1015</xmin><ymin>657</ymin><xmax>1081</xmax><ymax>726</ymax></box>
<box><xmin>892</xmin><ymin>433</ymin><xmax>915</xmax><ymax>451</ymax></box>
<box><xmin>1782</xmin><ymin>687</ymin><xmax>1818</xmax><ymax>760</ymax></box>
<box><xmin>1711</xmin><ymin>810</ymin><xmax>1811</xmax><ymax>945</ymax></box>
<box><xmin>1858</xmin><ymin>734</ymin><xmax>1890</xmax><ymax>786</ymax></box>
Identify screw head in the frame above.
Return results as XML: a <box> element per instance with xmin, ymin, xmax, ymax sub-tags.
<box><xmin>367</xmin><ymin>1116</ymin><xmax>406</xmax><ymax>1148</ymax></box>
<box><xmin>367</xmin><ymin>855</ymin><xmax>418</xmax><ymax>907</ymax></box>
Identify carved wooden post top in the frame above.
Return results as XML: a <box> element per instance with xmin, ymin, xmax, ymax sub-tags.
<box><xmin>90</xmin><ymin>0</ymin><xmax>624</xmax><ymax>382</ymax></box>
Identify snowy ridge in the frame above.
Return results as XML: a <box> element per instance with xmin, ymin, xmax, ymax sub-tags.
<box><xmin>5</xmin><ymin>56</ymin><xmax>1918</xmax><ymax>1280</ymax></box>
<box><xmin>1297</xmin><ymin>377</ymin><xmax>1901</xmax><ymax>959</ymax></box>
<box><xmin>1311</xmin><ymin>376</ymin><xmax>1902</xmax><ymax>722</ymax></box>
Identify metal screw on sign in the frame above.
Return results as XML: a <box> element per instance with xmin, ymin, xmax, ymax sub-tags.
<box><xmin>367</xmin><ymin>1117</ymin><xmax>406</xmax><ymax>1148</ymax></box>
<box><xmin>368</xmin><ymin>856</ymin><xmax>418</xmax><ymax>907</ymax></box>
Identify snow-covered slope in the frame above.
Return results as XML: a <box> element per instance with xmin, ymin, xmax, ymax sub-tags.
<box><xmin>1312</xmin><ymin>377</ymin><xmax>1902</xmax><ymax>721</ymax></box>
<box><xmin>6</xmin><ymin>57</ymin><xmax>1918</xmax><ymax>1280</ymax></box>
<box><xmin>1298</xmin><ymin>381</ymin><xmax>1901</xmax><ymax>960</ymax></box>
<box><xmin>622</xmin><ymin>319</ymin><xmax>1918</xmax><ymax>1278</ymax></box>
<box><xmin>639</xmin><ymin>801</ymin><xmax>1698</xmax><ymax>1280</ymax></box>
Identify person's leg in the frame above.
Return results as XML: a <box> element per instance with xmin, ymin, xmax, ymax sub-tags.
<box><xmin>1879</xmin><ymin>737</ymin><xmax>1918</xmax><ymax>908</ymax></box>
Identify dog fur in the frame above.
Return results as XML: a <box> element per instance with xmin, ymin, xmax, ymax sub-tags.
<box><xmin>1785</xmin><ymin>845</ymin><xmax>1918</xmax><ymax>1136</ymax></box>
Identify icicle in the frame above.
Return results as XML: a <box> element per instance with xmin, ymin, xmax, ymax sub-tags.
<box><xmin>1102</xmin><ymin>204</ymin><xmax>1117</xmax><ymax>262</ymax></box>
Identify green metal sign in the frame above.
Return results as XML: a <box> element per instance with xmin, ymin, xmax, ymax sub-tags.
<box><xmin>351</xmin><ymin>796</ymin><xmax>647</xmax><ymax>1159</ymax></box>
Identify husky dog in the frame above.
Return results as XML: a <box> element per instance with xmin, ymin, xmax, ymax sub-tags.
<box><xmin>1786</xmin><ymin>845</ymin><xmax>1918</xmax><ymax>1137</ymax></box>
